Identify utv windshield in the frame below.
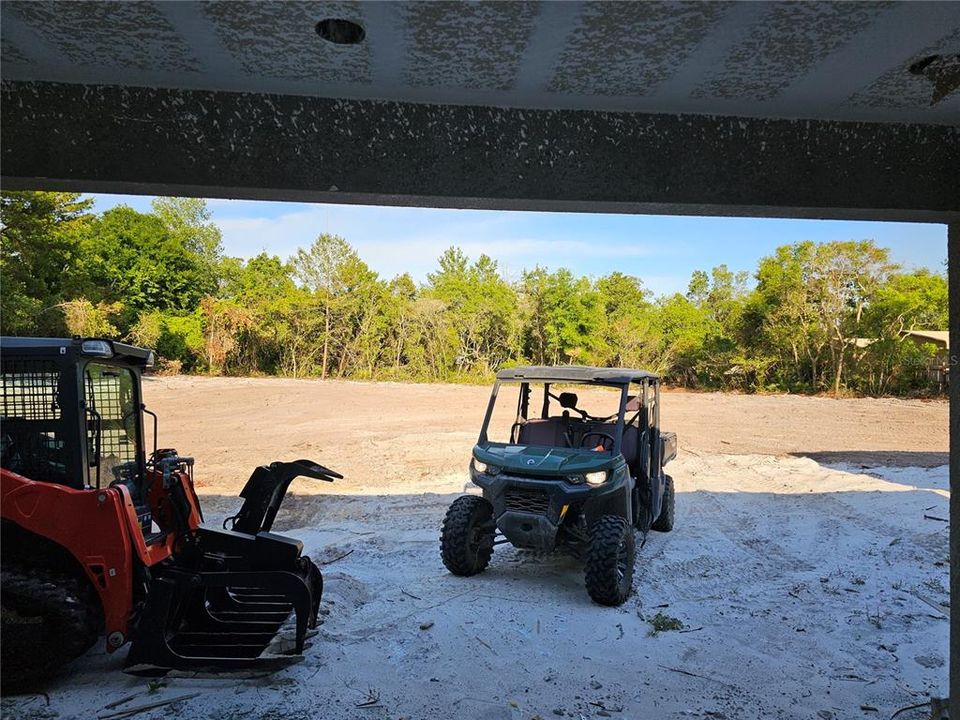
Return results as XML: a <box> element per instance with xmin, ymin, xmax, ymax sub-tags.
<box><xmin>480</xmin><ymin>380</ymin><xmax>629</xmax><ymax>455</ymax></box>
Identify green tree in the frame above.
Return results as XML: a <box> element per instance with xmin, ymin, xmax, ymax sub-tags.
<box><xmin>682</xmin><ymin>265</ymin><xmax>753</xmax><ymax>387</ymax></box>
<box><xmin>853</xmin><ymin>269</ymin><xmax>949</xmax><ymax>394</ymax></box>
<box><xmin>3</xmin><ymin>190</ymin><xmax>945</xmax><ymax>397</ymax></box>
<box><xmin>862</xmin><ymin>268</ymin><xmax>948</xmax><ymax>334</ymax></box>
<box><xmin>60</xmin><ymin>298</ymin><xmax>122</xmax><ymax>338</ymax></box>
<box><xmin>223</xmin><ymin>253</ymin><xmax>311</xmax><ymax>376</ymax></box>
<box><xmin>385</xmin><ymin>273</ymin><xmax>418</xmax><ymax>373</ymax></box>
<box><xmin>749</xmin><ymin>240</ymin><xmax>897</xmax><ymax>394</ymax></box>
<box><xmin>0</xmin><ymin>191</ymin><xmax>93</xmax><ymax>334</ymax></box>
<box><xmin>689</xmin><ymin>264</ymin><xmax>749</xmax><ymax>329</ymax></box>
<box><xmin>340</xmin><ymin>257</ymin><xmax>389</xmax><ymax>376</ymax></box>
<box><xmin>521</xmin><ymin>267</ymin><xmax>603</xmax><ymax>365</ymax></box>
<box><xmin>77</xmin><ymin>206</ymin><xmax>215</xmax><ymax>320</ymax></box>
<box><xmin>595</xmin><ymin>272</ymin><xmax>662</xmax><ymax>370</ymax></box>
<box><xmin>811</xmin><ymin>241</ymin><xmax>896</xmax><ymax>395</ymax></box>
<box><xmin>426</xmin><ymin>248</ymin><xmax>519</xmax><ymax>375</ymax></box>
<box><xmin>747</xmin><ymin>242</ymin><xmax>824</xmax><ymax>390</ymax></box>
<box><xmin>226</xmin><ymin>252</ymin><xmax>297</xmax><ymax>302</ymax></box>
<box><xmin>151</xmin><ymin>197</ymin><xmax>223</xmax><ymax>270</ymax></box>
<box><xmin>654</xmin><ymin>293</ymin><xmax>715</xmax><ymax>386</ymax></box>
<box><xmin>292</xmin><ymin>234</ymin><xmax>357</xmax><ymax>379</ymax></box>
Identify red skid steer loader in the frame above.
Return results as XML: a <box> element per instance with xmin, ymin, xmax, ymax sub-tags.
<box><xmin>0</xmin><ymin>337</ymin><xmax>341</xmax><ymax>689</ymax></box>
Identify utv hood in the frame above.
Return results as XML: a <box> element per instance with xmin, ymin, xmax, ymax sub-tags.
<box><xmin>475</xmin><ymin>443</ymin><xmax>613</xmax><ymax>475</ymax></box>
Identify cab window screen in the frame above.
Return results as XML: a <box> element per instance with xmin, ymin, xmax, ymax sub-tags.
<box><xmin>0</xmin><ymin>358</ymin><xmax>69</xmax><ymax>485</ymax></box>
<box><xmin>84</xmin><ymin>363</ymin><xmax>139</xmax><ymax>487</ymax></box>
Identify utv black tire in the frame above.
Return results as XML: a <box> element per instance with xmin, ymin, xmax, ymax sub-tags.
<box><xmin>440</xmin><ymin>495</ymin><xmax>495</xmax><ymax>576</ymax></box>
<box><xmin>1</xmin><ymin>564</ymin><xmax>103</xmax><ymax>692</ymax></box>
<box><xmin>651</xmin><ymin>474</ymin><xmax>675</xmax><ymax>532</ymax></box>
<box><xmin>584</xmin><ymin>516</ymin><xmax>635</xmax><ymax>606</ymax></box>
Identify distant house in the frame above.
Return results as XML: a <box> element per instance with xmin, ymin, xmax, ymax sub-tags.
<box><xmin>848</xmin><ymin>329</ymin><xmax>950</xmax><ymax>390</ymax></box>
<box><xmin>902</xmin><ymin>330</ymin><xmax>950</xmax><ymax>389</ymax></box>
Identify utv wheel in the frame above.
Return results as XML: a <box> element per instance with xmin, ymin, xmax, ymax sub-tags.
<box><xmin>440</xmin><ymin>495</ymin><xmax>495</xmax><ymax>576</ymax></box>
<box><xmin>584</xmin><ymin>516</ymin><xmax>635</xmax><ymax>606</ymax></box>
<box><xmin>651</xmin><ymin>474</ymin><xmax>675</xmax><ymax>532</ymax></box>
<box><xmin>1</xmin><ymin>564</ymin><xmax>103</xmax><ymax>691</ymax></box>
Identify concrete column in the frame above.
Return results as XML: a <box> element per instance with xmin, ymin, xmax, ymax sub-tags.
<box><xmin>950</xmin><ymin>222</ymin><xmax>958</xmax><ymax>717</ymax></box>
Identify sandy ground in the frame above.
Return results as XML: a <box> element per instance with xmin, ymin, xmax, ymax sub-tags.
<box><xmin>1</xmin><ymin>377</ymin><xmax>950</xmax><ymax>720</ymax></box>
<box><xmin>137</xmin><ymin>376</ymin><xmax>949</xmax><ymax>494</ymax></box>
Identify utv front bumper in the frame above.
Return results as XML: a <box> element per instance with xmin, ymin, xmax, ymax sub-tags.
<box><xmin>471</xmin><ymin>469</ymin><xmax>631</xmax><ymax>551</ymax></box>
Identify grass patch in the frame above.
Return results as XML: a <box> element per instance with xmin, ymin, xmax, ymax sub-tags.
<box><xmin>647</xmin><ymin>612</ymin><xmax>685</xmax><ymax>636</ymax></box>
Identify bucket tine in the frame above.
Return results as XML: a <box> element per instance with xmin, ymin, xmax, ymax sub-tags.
<box><xmin>125</xmin><ymin>569</ymin><xmax>316</xmax><ymax>675</ymax></box>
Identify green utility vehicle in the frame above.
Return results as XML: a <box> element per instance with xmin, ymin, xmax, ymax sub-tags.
<box><xmin>440</xmin><ymin>366</ymin><xmax>677</xmax><ymax>605</ymax></box>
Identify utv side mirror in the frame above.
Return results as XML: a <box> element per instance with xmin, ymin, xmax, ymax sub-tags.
<box><xmin>558</xmin><ymin>392</ymin><xmax>578</xmax><ymax>409</ymax></box>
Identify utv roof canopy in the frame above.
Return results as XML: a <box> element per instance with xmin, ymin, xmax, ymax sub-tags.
<box><xmin>495</xmin><ymin>365</ymin><xmax>658</xmax><ymax>384</ymax></box>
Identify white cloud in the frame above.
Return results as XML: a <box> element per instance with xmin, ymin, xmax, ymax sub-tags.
<box><xmin>213</xmin><ymin>204</ymin><xmax>658</xmax><ymax>281</ymax></box>
<box><xmin>83</xmin><ymin>194</ymin><xmax>947</xmax><ymax>298</ymax></box>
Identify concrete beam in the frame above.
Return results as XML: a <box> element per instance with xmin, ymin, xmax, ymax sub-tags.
<box><xmin>1</xmin><ymin>80</ymin><xmax>959</xmax><ymax>222</ymax></box>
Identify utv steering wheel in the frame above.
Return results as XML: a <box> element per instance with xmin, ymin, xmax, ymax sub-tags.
<box><xmin>581</xmin><ymin>431</ymin><xmax>615</xmax><ymax>452</ymax></box>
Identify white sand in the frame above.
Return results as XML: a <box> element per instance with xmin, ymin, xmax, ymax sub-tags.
<box><xmin>4</xmin><ymin>453</ymin><xmax>949</xmax><ymax>720</ymax></box>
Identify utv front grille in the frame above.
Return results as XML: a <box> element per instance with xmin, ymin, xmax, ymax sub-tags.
<box><xmin>504</xmin><ymin>488</ymin><xmax>550</xmax><ymax>514</ymax></box>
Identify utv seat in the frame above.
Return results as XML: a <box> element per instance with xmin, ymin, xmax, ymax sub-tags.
<box><xmin>575</xmin><ymin>424</ymin><xmax>646</xmax><ymax>479</ymax></box>
<box><xmin>620</xmin><ymin>425</ymin><xmax>640</xmax><ymax>470</ymax></box>
<box><xmin>574</xmin><ymin>422</ymin><xmax>639</xmax><ymax>466</ymax></box>
<box><xmin>518</xmin><ymin>419</ymin><xmax>566</xmax><ymax>447</ymax></box>
<box><xmin>622</xmin><ymin>395</ymin><xmax>646</xmax><ymax>477</ymax></box>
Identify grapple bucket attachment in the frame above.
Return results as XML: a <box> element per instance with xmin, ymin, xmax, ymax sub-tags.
<box><xmin>125</xmin><ymin>561</ymin><xmax>323</xmax><ymax>674</ymax></box>
<box><xmin>126</xmin><ymin>460</ymin><xmax>339</xmax><ymax>675</ymax></box>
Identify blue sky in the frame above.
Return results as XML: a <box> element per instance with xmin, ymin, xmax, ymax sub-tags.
<box><xmin>90</xmin><ymin>194</ymin><xmax>947</xmax><ymax>297</ymax></box>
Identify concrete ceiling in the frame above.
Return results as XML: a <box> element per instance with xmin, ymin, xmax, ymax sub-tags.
<box><xmin>2</xmin><ymin>0</ymin><xmax>959</xmax><ymax>124</ymax></box>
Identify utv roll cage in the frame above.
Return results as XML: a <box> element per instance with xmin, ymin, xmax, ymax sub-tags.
<box><xmin>478</xmin><ymin>365</ymin><xmax>663</xmax><ymax>460</ymax></box>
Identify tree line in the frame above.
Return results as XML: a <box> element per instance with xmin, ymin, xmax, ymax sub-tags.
<box><xmin>1</xmin><ymin>191</ymin><xmax>948</xmax><ymax>396</ymax></box>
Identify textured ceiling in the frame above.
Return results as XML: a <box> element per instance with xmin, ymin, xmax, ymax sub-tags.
<box><xmin>1</xmin><ymin>0</ymin><xmax>958</xmax><ymax>124</ymax></box>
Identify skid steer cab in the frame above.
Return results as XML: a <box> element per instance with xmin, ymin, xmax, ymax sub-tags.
<box><xmin>0</xmin><ymin>337</ymin><xmax>341</xmax><ymax>688</ymax></box>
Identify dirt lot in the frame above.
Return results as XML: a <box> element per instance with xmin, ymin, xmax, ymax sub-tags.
<box><xmin>138</xmin><ymin>376</ymin><xmax>949</xmax><ymax>494</ymax></box>
<box><xmin>2</xmin><ymin>377</ymin><xmax>950</xmax><ymax>720</ymax></box>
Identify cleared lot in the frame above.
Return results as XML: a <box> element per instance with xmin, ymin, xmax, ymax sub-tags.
<box><xmin>133</xmin><ymin>376</ymin><xmax>948</xmax><ymax>493</ymax></box>
<box><xmin>2</xmin><ymin>378</ymin><xmax>950</xmax><ymax>720</ymax></box>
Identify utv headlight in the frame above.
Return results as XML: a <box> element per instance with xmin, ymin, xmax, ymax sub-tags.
<box><xmin>585</xmin><ymin>470</ymin><xmax>608</xmax><ymax>486</ymax></box>
<box><xmin>473</xmin><ymin>459</ymin><xmax>500</xmax><ymax>475</ymax></box>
